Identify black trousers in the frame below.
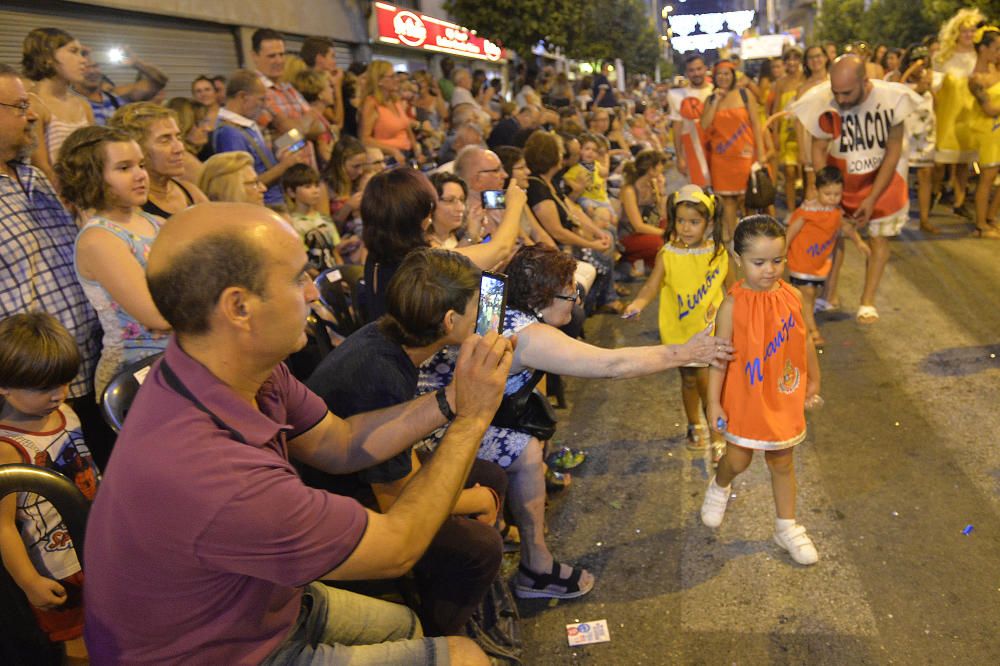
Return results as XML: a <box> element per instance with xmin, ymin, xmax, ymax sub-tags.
<box><xmin>411</xmin><ymin>458</ymin><xmax>507</xmax><ymax>636</ymax></box>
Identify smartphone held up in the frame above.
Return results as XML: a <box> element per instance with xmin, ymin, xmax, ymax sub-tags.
<box><xmin>475</xmin><ymin>271</ymin><xmax>508</xmax><ymax>336</ymax></box>
<box><xmin>481</xmin><ymin>190</ymin><xmax>506</xmax><ymax>210</ymax></box>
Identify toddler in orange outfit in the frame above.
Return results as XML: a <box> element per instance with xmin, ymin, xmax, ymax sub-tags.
<box><xmin>785</xmin><ymin>167</ymin><xmax>869</xmax><ymax>346</ymax></box>
<box><xmin>702</xmin><ymin>215</ymin><xmax>823</xmax><ymax>565</ymax></box>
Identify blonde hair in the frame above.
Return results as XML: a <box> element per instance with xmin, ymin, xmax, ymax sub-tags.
<box><xmin>936</xmin><ymin>8</ymin><xmax>986</xmax><ymax>66</ymax></box>
<box><xmin>366</xmin><ymin>60</ymin><xmax>395</xmax><ymax>106</ymax></box>
<box><xmin>282</xmin><ymin>54</ymin><xmax>308</xmax><ymax>85</ymax></box>
<box><xmin>198</xmin><ymin>151</ymin><xmax>255</xmax><ymax>202</ymax></box>
<box><xmin>108</xmin><ymin>102</ymin><xmax>179</xmax><ymax>154</ymax></box>
<box><xmin>164</xmin><ymin>97</ymin><xmax>208</xmax><ymax>154</ymax></box>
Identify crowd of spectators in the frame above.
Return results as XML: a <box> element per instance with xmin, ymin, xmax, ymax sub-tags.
<box><xmin>5</xmin><ymin>12</ymin><xmax>994</xmax><ymax>662</ymax></box>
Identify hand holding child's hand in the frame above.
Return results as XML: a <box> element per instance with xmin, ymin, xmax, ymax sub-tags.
<box><xmin>25</xmin><ymin>576</ymin><xmax>66</xmax><ymax>610</ymax></box>
<box><xmin>855</xmin><ymin>237</ymin><xmax>872</xmax><ymax>258</ymax></box>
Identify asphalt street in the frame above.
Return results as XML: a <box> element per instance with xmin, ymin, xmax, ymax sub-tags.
<box><xmin>517</xmin><ymin>205</ymin><xmax>1000</xmax><ymax>665</ymax></box>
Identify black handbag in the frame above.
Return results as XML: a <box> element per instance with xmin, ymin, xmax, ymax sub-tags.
<box><xmin>490</xmin><ymin>370</ymin><xmax>558</xmax><ymax>440</ymax></box>
<box><xmin>745</xmin><ymin>167</ymin><xmax>776</xmax><ymax>211</ymax></box>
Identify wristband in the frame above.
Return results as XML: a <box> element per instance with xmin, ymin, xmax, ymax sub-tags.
<box><xmin>435</xmin><ymin>387</ymin><xmax>455</xmax><ymax>421</ymax></box>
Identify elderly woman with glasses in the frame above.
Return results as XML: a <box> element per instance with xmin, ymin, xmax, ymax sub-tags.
<box><xmin>417</xmin><ymin>244</ymin><xmax>734</xmax><ymax>601</ymax></box>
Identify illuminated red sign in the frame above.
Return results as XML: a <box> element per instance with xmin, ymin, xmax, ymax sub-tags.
<box><xmin>373</xmin><ymin>1</ymin><xmax>507</xmax><ymax>61</ymax></box>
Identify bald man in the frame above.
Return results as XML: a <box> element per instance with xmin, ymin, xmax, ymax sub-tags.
<box><xmin>83</xmin><ymin>203</ymin><xmax>509</xmax><ymax>664</ymax></box>
<box><xmin>788</xmin><ymin>54</ymin><xmax>921</xmax><ymax>324</ymax></box>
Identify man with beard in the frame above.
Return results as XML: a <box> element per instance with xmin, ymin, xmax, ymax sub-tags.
<box><xmin>788</xmin><ymin>54</ymin><xmax>920</xmax><ymax>325</ymax></box>
<box><xmin>0</xmin><ymin>64</ymin><xmax>106</xmax><ymax>465</ymax></box>
<box><xmin>668</xmin><ymin>54</ymin><xmax>713</xmax><ymax>187</ymax></box>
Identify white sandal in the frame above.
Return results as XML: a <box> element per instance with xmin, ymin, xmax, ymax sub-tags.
<box><xmin>856</xmin><ymin>305</ymin><xmax>879</xmax><ymax>324</ymax></box>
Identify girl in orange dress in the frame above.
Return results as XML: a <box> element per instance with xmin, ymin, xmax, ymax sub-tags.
<box><xmin>701</xmin><ymin>61</ymin><xmax>766</xmax><ymax>241</ymax></box>
<box><xmin>786</xmin><ymin>167</ymin><xmax>869</xmax><ymax>347</ymax></box>
<box><xmin>702</xmin><ymin>215</ymin><xmax>822</xmax><ymax>565</ymax></box>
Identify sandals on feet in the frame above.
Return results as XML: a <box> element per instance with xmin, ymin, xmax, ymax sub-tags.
<box><xmin>972</xmin><ymin>226</ymin><xmax>1000</xmax><ymax>239</ymax></box>
<box><xmin>545</xmin><ymin>467</ymin><xmax>572</xmax><ymax>491</ymax></box>
<box><xmin>856</xmin><ymin>305</ymin><xmax>879</xmax><ymax>325</ymax></box>
<box><xmin>547</xmin><ymin>446</ymin><xmax>587</xmax><ymax>471</ymax></box>
<box><xmin>513</xmin><ymin>561</ymin><xmax>594</xmax><ymax>599</ymax></box>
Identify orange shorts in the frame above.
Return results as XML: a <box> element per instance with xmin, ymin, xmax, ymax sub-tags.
<box><xmin>31</xmin><ymin>571</ymin><xmax>85</xmax><ymax>642</ymax></box>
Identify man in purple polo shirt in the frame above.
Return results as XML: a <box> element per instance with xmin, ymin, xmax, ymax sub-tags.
<box><xmin>83</xmin><ymin>202</ymin><xmax>510</xmax><ymax>664</ymax></box>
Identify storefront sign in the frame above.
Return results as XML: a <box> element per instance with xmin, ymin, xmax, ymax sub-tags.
<box><xmin>373</xmin><ymin>1</ymin><xmax>506</xmax><ymax>61</ymax></box>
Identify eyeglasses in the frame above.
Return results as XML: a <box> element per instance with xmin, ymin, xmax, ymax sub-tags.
<box><xmin>477</xmin><ymin>166</ymin><xmax>504</xmax><ymax>175</ymax></box>
<box><xmin>552</xmin><ymin>291</ymin><xmax>579</xmax><ymax>302</ymax></box>
<box><xmin>0</xmin><ymin>100</ymin><xmax>31</xmax><ymax>117</ymax></box>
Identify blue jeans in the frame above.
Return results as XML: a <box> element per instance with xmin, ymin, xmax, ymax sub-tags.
<box><xmin>262</xmin><ymin>583</ymin><xmax>450</xmax><ymax>665</ymax></box>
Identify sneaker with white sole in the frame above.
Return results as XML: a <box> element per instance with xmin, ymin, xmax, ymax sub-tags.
<box><xmin>774</xmin><ymin>524</ymin><xmax>819</xmax><ymax>565</ymax></box>
<box><xmin>700</xmin><ymin>476</ymin><xmax>731</xmax><ymax>528</ymax></box>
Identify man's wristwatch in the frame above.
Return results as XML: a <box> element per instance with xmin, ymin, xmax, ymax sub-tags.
<box><xmin>435</xmin><ymin>387</ymin><xmax>456</xmax><ymax>421</ymax></box>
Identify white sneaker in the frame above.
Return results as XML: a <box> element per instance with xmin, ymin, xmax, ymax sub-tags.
<box><xmin>774</xmin><ymin>524</ymin><xmax>819</xmax><ymax>565</ymax></box>
<box><xmin>700</xmin><ymin>476</ymin><xmax>731</xmax><ymax>528</ymax></box>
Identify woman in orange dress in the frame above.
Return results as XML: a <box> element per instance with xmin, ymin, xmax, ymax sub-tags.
<box><xmin>701</xmin><ymin>61</ymin><xmax>766</xmax><ymax>242</ymax></box>
<box><xmin>702</xmin><ymin>215</ymin><xmax>823</xmax><ymax>566</ymax></box>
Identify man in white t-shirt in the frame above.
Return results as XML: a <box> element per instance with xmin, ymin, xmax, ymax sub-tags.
<box><xmin>788</xmin><ymin>54</ymin><xmax>920</xmax><ymax>324</ymax></box>
<box><xmin>667</xmin><ymin>55</ymin><xmax>713</xmax><ymax>187</ymax></box>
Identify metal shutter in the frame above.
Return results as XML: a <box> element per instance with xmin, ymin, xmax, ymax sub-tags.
<box><xmin>0</xmin><ymin>2</ymin><xmax>239</xmax><ymax>100</ymax></box>
<box><xmin>283</xmin><ymin>35</ymin><xmax>356</xmax><ymax>71</ymax></box>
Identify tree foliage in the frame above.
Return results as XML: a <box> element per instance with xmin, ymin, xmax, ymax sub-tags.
<box><xmin>443</xmin><ymin>0</ymin><xmax>584</xmax><ymax>58</ymax></box>
<box><xmin>816</xmin><ymin>0</ymin><xmax>1000</xmax><ymax>49</ymax></box>
<box><xmin>573</xmin><ymin>0</ymin><xmax>662</xmax><ymax>75</ymax></box>
<box><xmin>445</xmin><ymin>0</ymin><xmax>662</xmax><ymax>75</ymax></box>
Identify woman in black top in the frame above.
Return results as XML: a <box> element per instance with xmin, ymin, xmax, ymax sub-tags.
<box><xmin>523</xmin><ymin>131</ymin><xmax>622</xmax><ymax>313</ymax></box>
<box><xmin>110</xmin><ymin>102</ymin><xmax>208</xmax><ymax>218</ymax></box>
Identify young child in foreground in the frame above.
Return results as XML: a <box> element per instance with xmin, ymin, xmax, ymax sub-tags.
<box><xmin>703</xmin><ymin>215</ymin><xmax>822</xmax><ymax>565</ymax></box>
<box><xmin>624</xmin><ymin>184</ymin><xmax>728</xmax><ymax>461</ymax></box>
<box><xmin>785</xmin><ymin>166</ymin><xmax>869</xmax><ymax>347</ymax></box>
<box><xmin>0</xmin><ymin>313</ymin><xmax>101</xmax><ymax>659</ymax></box>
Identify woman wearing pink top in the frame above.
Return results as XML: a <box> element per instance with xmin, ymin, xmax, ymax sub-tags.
<box><xmin>359</xmin><ymin>61</ymin><xmax>423</xmax><ymax>167</ymax></box>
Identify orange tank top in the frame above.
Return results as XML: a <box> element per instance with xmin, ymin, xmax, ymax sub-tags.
<box><xmin>786</xmin><ymin>204</ymin><xmax>842</xmax><ymax>280</ymax></box>
<box><xmin>372</xmin><ymin>100</ymin><xmax>413</xmax><ymax>151</ymax></box>
<box><xmin>721</xmin><ymin>280</ymin><xmax>807</xmax><ymax>449</ymax></box>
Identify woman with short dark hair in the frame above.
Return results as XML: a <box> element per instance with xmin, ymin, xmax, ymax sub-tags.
<box><xmin>361</xmin><ymin>167</ymin><xmax>526</xmax><ymax>320</ymax></box>
<box><xmin>304</xmin><ymin>248</ymin><xmax>507</xmax><ymax>636</ymax></box>
<box><xmin>418</xmin><ymin>244</ymin><xmax>734</xmax><ymax>600</ymax></box>
<box><xmin>524</xmin><ymin>131</ymin><xmax>621</xmax><ymax>313</ymax></box>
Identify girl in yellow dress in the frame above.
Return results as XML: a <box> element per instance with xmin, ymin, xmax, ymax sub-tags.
<box><xmin>934</xmin><ymin>8</ymin><xmax>985</xmax><ymax>216</ymax></box>
<box><xmin>967</xmin><ymin>25</ymin><xmax>1000</xmax><ymax>238</ymax></box>
<box><xmin>768</xmin><ymin>47</ymin><xmax>805</xmax><ymax>210</ymax></box>
<box><xmin>623</xmin><ymin>185</ymin><xmax>728</xmax><ymax>460</ymax></box>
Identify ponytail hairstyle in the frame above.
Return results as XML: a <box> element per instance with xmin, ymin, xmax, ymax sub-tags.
<box><xmin>622</xmin><ymin>149</ymin><xmax>666</xmax><ymax>186</ymax></box>
<box><xmin>732</xmin><ymin>214</ymin><xmax>786</xmax><ymax>256</ymax></box>
<box><xmin>665</xmin><ymin>184</ymin><xmax>724</xmax><ymax>261</ymax></box>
